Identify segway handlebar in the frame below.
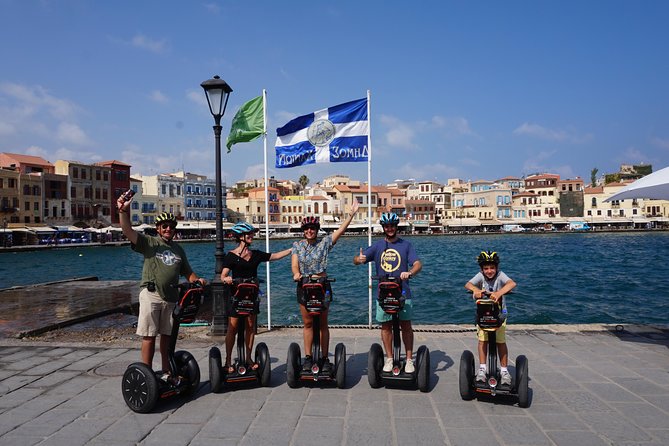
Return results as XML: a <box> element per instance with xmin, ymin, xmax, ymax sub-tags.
<box><xmin>294</xmin><ymin>274</ymin><xmax>336</xmax><ymax>283</ymax></box>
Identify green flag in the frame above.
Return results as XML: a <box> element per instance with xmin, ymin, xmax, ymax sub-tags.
<box><xmin>226</xmin><ymin>95</ymin><xmax>264</xmax><ymax>151</ymax></box>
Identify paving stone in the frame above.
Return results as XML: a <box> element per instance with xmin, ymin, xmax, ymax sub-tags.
<box><xmin>445</xmin><ymin>427</ymin><xmax>502</xmax><ymax>446</ymax></box>
<box><xmin>293</xmin><ymin>415</ymin><xmax>344</xmax><ymax>446</ymax></box>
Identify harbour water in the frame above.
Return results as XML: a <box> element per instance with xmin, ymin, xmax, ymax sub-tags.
<box><xmin>2</xmin><ymin>232</ymin><xmax>668</xmax><ymax>326</ymax></box>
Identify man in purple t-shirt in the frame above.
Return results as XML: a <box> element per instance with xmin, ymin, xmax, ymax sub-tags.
<box><xmin>353</xmin><ymin>212</ymin><xmax>422</xmax><ymax>374</ymax></box>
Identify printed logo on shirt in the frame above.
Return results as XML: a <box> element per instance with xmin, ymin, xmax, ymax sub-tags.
<box><xmin>157</xmin><ymin>250</ymin><xmax>181</xmax><ymax>266</ymax></box>
<box><xmin>380</xmin><ymin>249</ymin><xmax>401</xmax><ymax>273</ymax></box>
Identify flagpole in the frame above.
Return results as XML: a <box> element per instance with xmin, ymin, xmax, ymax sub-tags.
<box><xmin>262</xmin><ymin>89</ymin><xmax>272</xmax><ymax>331</ymax></box>
<box><xmin>367</xmin><ymin>89</ymin><xmax>373</xmax><ymax>329</ymax></box>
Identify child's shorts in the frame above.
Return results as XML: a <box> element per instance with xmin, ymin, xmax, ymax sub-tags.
<box><xmin>376</xmin><ymin>299</ymin><xmax>413</xmax><ymax>323</ymax></box>
<box><xmin>136</xmin><ymin>287</ymin><xmax>174</xmax><ymax>337</ymax></box>
<box><xmin>477</xmin><ymin>320</ymin><xmax>506</xmax><ymax>343</ymax></box>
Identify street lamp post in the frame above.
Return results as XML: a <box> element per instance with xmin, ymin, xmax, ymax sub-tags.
<box><xmin>201</xmin><ymin>75</ymin><xmax>233</xmax><ymax>336</ymax></box>
<box><xmin>2</xmin><ymin>217</ymin><xmax>7</xmax><ymax>248</ymax></box>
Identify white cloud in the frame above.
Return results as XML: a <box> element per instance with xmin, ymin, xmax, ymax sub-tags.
<box><xmin>0</xmin><ymin>121</ymin><xmax>15</xmax><ymax>136</ymax></box>
<box><xmin>620</xmin><ymin>146</ymin><xmax>647</xmax><ymax>163</ymax></box>
<box><xmin>513</xmin><ymin>122</ymin><xmax>592</xmax><ymax>143</ymax></box>
<box><xmin>149</xmin><ymin>90</ymin><xmax>169</xmax><ymax>104</ymax></box>
<box><xmin>24</xmin><ymin>145</ymin><xmax>49</xmax><ymax>158</ymax></box>
<box><xmin>131</xmin><ymin>34</ymin><xmax>168</xmax><ymax>54</ymax></box>
<box><xmin>651</xmin><ymin>137</ymin><xmax>669</xmax><ymax>150</ymax></box>
<box><xmin>56</xmin><ymin>122</ymin><xmax>91</xmax><ymax>145</ymax></box>
<box><xmin>121</xmin><ymin>146</ymin><xmax>180</xmax><ymax>176</ymax></box>
<box><xmin>431</xmin><ymin>116</ymin><xmax>475</xmax><ymax>136</ymax></box>
<box><xmin>187</xmin><ymin>89</ymin><xmax>208</xmax><ymax>108</ymax></box>
<box><xmin>391</xmin><ymin>162</ymin><xmax>459</xmax><ymax>182</ymax></box>
<box><xmin>203</xmin><ymin>2</ymin><xmax>220</xmax><ymax>14</ymax></box>
<box><xmin>244</xmin><ymin>164</ymin><xmax>265</xmax><ymax>180</ymax></box>
<box><xmin>54</xmin><ymin>146</ymin><xmax>101</xmax><ymax>163</ymax></box>
<box><xmin>0</xmin><ymin>82</ymin><xmax>79</xmax><ymax>120</ymax></box>
<box><xmin>274</xmin><ymin>110</ymin><xmax>296</xmax><ymax>125</ymax></box>
<box><xmin>380</xmin><ymin>115</ymin><xmax>416</xmax><ymax>149</ymax></box>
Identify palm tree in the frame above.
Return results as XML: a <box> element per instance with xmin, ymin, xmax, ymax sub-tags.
<box><xmin>299</xmin><ymin>175</ymin><xmax>309</xmax><ymax>195</ymax></box>
<box><xmin>590</xmin><ymin>168</ymin><xmax>599</xmax><ymax>187</ymax></box>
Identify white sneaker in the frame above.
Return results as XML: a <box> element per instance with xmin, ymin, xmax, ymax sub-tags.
<box><xmin>383</xmin><ymin>357</ymin><xmax>393</xmax><ymax>372</ymax></box>
<box><xmin>476</xmin><ymin>368</ymin><xmax>487</xmax><ymax>383</ymax></box>
<box><xmin>405</xmin><ymin>358</ymin><xmax>415</xmax><ymax>374</ymax></box>
<box><xmin>501</xmin><ymin>370</ymin><xmax>512</xmax><ymax>386</ymax></box>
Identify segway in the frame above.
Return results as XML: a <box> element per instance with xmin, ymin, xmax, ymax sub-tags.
<box><xmin>459</xmin><ymin>294</ymin><xmax>529</xmax><ymax>407</ymax></box>
<box><xmin>209</xmin><ymin>278</ymin><xmax>271</xmax><ymax>392</ymax></box>
<box><xmin>122</xmin><ymin>282</ymin><xmax>205</xmax><ymax>413</ymax></box>
<box><xmin>367</xmin><ymin>276</ymin><xmax>430</xmax><ymax>392</ymax></box>
<box><xmin>286</xmin><ymin>275</ymin><xmax>346</xmax><ymax>389</ymax></box>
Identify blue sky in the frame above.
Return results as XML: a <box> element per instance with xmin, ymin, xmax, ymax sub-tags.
<box><xmin>1</xmin><ymin>0</ymin><xmax>668</xmax><ymax>186</ymax></box>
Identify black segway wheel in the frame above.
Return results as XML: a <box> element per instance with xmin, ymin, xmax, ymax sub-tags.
<box><xmin>256</xmin><ymin>342</ymin><xmax>271</xmax><ymax>387</ymax></box>
<box><xmin>122</xmin><ymin>362</ymin><xmax>158</xmax><ymax>413</ymax></box>
<box><xmin>286</xmin><ymin>342</ymin><xmax>301</xmax><ymax>388</ymax></box>
<box><xmin>367</xmin><ymin>343</ymin><xmax>383</xmax><ymax>388</ymax></box>
<box><xmin>334</xmin><ymin>343</ymin><xmax>346</xmax><ymax>389</ymax></box>
<box><xmin>459</xmin><ymin>350</ymin><xmax>476</xmax><ymax>400</ymax></box>
<box><xmin>209</xmin><ymin>347</ymin><xmax>223</xmax><ymax>393</ymax></box>
<box><xmin>515</xmin><ymin>355</ymin><xmax>530</xmax><ymax>408</ymax></box>
<box><xmin>175</xmin><ymin>350</ymin><xmax>200</xmax><ymax>396</ymax></box>
<box><xmin>416</xmin><ymin>345</ymin><xmax>430</xmax><ymax>392</ymax></box>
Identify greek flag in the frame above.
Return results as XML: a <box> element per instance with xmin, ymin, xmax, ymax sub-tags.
<box><xmin>275</xmin><ymin>98</ymin><xmax>368</xmax><ymax>169</ymax></box>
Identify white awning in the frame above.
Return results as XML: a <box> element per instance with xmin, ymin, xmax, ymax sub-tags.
<box><xmin>446</xmin><ymin>218</ymin><xmax>482</xmax><ymax>227</ymax></box>
<box><xmin>27</xmin><ymin>226</ymin><xmax>57</xmax><ymax>232</ymax></box>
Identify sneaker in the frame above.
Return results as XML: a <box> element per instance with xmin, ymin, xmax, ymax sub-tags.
<box><xmin>476</xmin><ymin>368</ymin><xmax>487</xmax><ymax>383</ymax></box>
<box><xmin>321</xmin><ymin>357</ymin><xmax>332</xmax><ymax>374</ymax></box>
<box><xmin>383</xmin><ymin>357</ymin><xmax>393</xmax><ymax>372</ymax></box>
<box><xmin>405</xmin><ymin>358</ymin><xmax>415</xmax><ymax>374</ymax></box>
<box><xmin>501</xmin><ymin>370</ymin><xmax>512</xmax><ymax>386</ymax></box>
<box><xmin>302</xmin><ymin>355</ymin><xmax>313</xmax><ymax>372</ymax></box>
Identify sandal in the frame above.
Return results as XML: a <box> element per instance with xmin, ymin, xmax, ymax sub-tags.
<box><xmin>225</xmin><ymin>364</ymin><xmax>235</xmax><ymax>374</ymax></box>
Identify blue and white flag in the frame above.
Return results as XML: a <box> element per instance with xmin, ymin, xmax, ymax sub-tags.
<box><xmin>275</xmin><ymin>98</ymin><xmax>368</xmax><ymax>168</ymax></box>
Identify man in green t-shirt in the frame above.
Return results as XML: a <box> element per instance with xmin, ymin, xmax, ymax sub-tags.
<box><xmin>118</xmin><ymin>193</ymin><xmax>206</xmax><ymax>373</ymax></box>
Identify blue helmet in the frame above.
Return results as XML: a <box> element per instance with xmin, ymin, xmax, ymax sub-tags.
<box><xmin>231</xmin><ymin>222</ymin><xmax>256</xmax><ymax>237</ymax></box>
<box><xmin>380</xmin><ymin>212</ymin><xmax>400</xmax><ymax>225</ymax></box>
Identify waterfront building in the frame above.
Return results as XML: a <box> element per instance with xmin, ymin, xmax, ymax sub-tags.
<box><xmin>280</xmin><ymin>196</ymin><xmax>304</xmax><ymax>225</ymax></box>
<box><xmin>583</xmin><ymin>182</ymin><xmax>664</xmax><ymax>228</ymax></box>
<box><xmin>0</xmin><ymin>153</ymin><xmax>55</xmax><ymax>226</ymax></box>
<box><xmin>322</xmin><ymin>174</ymin><xmax>360</xmax><ymax>188</ymax></box>
<box><xmin>523</xmin><ymin>173</ymin><xmax>560</xmax><ymax>218</ymax></box>
<box><xmin>404</xmin><ymin>199</ymin><xmax>436</xmax><ymax>232</ymax></box>
<box><xmin>95</xmin><ymin>160</ymin><xmax>131</xmax><ymax>224</ymax></box>
<box><xmin>178</xmin><ymin>171</ymin><xmax>217</xmax><ymax>221</ymax></box>
<box><xmin>226</xmin><ymin>187</ymin><xmax>280</xmax><ymax>226</ymax></box>
<box><xmin>496</xmin><ymin>176</ymin><xmax>525</xmax><ymax>193</ymax></box>
<box><xmin>43</xmin><ymin>172</ymin><xmax>71</xmax><ymax>226</ymax></box>
<box><xmin>54</xmin><ymin>160</ymin><xmax>109</xmax><ymax>227</ymax></box>
<box><xmin>558</xmin><ymin>177</ymin><xmax>585</xmax><ymax>218</ymax></box>
<box><xmin>136</xmin><ymin>173</ymin><xmax>186</xmax><ymax>220</ymax></box>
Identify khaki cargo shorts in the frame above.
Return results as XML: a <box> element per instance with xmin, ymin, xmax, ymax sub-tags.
<box><xmin>136</xmin><ymin>287</ymin><xmax>174</xmax><ymax>337</ymax></box>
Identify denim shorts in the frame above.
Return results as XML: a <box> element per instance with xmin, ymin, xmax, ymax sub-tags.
<box><xmin>376</xmin><ymin>298</ymin><xmax>413</xmax><ymax>323</ymax></box>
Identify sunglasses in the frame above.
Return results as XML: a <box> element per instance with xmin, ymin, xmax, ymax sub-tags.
<box><xmin>159</xmin><ymin>222</ymin><xmax>176</xmax><ymax>230</ymax></box>
<box><xmin>303</xmin><ymin>226</ymin><xmax>318</xmax><ymax>231</ymax></box>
